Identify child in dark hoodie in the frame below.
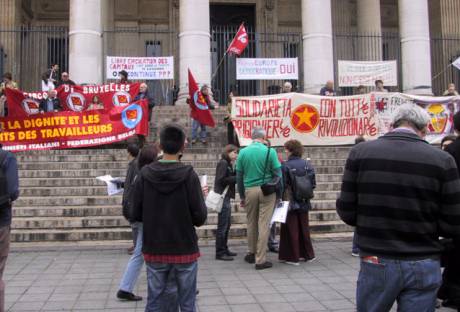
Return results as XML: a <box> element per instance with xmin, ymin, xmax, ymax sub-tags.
<box><xmin>132</xmin><ymin>124</ymin><xmax>207</xmax><ymax>312</ymax></box>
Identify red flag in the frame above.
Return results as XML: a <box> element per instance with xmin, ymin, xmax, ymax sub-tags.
<box><xmin>226</xmin><ymin>23</ymin><xmax>248</xmax><ymax>56</ymax></box>
<box><xmin>188</xmin><ymin>69</ymin><xmax>215</xmax><ymax>127</ymax></box>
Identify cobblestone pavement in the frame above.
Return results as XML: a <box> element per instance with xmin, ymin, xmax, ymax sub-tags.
<box><xmin>4</xmin><ymin>240</ymin><xmax>454</xmax><ymax>311</ymax></box>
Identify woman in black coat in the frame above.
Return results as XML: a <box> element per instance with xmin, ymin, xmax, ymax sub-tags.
<box><xmin>279</xmin><ymin>139</ymin><xmax>316</xmax><ymax>265</ymax></box>
<box><xmin>214</xmin><ymin>144</ymin><xmax>238</xmax><ymax>261</ymax></box>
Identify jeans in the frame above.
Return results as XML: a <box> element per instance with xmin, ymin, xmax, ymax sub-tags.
<box><xmin>145</xmin><ymin>261</ymin><xmax>197</xmax><ymax>312</ymax></box>
<box><xmin>216</xmin><ymin>197</ymin><xmax>232</xmax><ymax>257</ymax></box>
<box><xmin>357</xmin><ymin>257</ymin><xmax>442</xmax><ymax>312</ymax></box>
<box><xmin>192</xmin><ymin>119</ymin><xmax>206</xmax><ymax>141</ymax></box>
<box><xmin>119</xmin><ymin>222</ymin><xmax>144</xmax><ymax>293</ymax></box>
<box><xmin>131</xmin><ymin>222</ymin><xmax>139</xmax><ymax>248</ymax></box>
<box><xmin>352</xmin><ymin>228</ymin><xmax>359</xmax><ymax>254</ymax></box>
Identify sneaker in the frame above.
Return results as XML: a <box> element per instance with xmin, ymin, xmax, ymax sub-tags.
<box><xmin>117</xmin><ymin>290</ymin><xmax>142</xmax><ymax>301</ymax></box>
<box><xmin>191</xmin><ymin>139</ymin><xmax>197</xmax><ymax>144</ymax></box>
<box><xmin>216</xmin><ymin>255</ymin><xmax>234</xmax><ymax>261</ymax></box>
<box><xmin>284</xmin><ymin>261</ymin><xmax>300</xmax><ymax>266</ymax></box>
<box><xmin>255</xmin><ymin>261</ymin><xmax>273</xmax><ymax>270</ymax></box>
<box><xmin>307</xmin><ymin>257</ymin><xmax>317</xmax><ymax>263</ymax></box>
<box><xmin>127</xmin><ymin>246</ymin><xmax>134</xmax><ymax>255</ymax></box>
<box><xmin>226</xmin><ymin>250</ymin><xmax>237</xmax><ymax>257</ymax></box>
<box><xmin>268</xmin><ymin>246</ymin><xmax>279</xmax><ymax>253</ymax></box>
<box><xmin>201</xmin><ymin>140</ymin><xmax>207</xmax><ymax>145</ymax></box>
<box><xmin>244</xmin><ymin>253</ymin><xmax>255</xmax><ymax>264</ymax></box>
<box><xmin>351</xmin><ymin>252</ymin><xmax>359</xmax><ymax>257</ymax></box>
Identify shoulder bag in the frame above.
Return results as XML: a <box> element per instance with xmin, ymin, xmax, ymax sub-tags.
<box><xmin>260</xmin><ymin>147</ymin><xmax>281</xmax><ymax>196</ymax></box>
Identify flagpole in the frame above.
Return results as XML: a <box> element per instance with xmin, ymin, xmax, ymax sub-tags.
<box><xmin>432</xmin><ymin>63</ymin><xmax>452</xmax><ymax>81</ymax></box>
<box><xmin>211</xmin><ymin>51</ymin><xmax>228</xmax><ymax>82</ymax></box>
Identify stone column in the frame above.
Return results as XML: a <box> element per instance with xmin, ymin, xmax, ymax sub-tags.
<box><xmin>69</xmin><ymin>0</ymin><xmax>103</xmax><ymax>84</ymax></box>
<box><xmin>0</xmin><ymin>0</ymin><xmax>22</xmax><ymax>80</ymax></box>
<box><xmin>302</xmin><ymin>0</ymin><xmax>334</xmax><ymax>94</ymax></box>
<box><xmin>398</xmin><ymin>0</ymin><xmax>432</xmax><ymax>95</ymax></box>
<box><xmin>357</xmin><ymin>0</ymin><xmax>382</xmax><ymax>61</ymax></box>
<box><xmin>177</xmin><ymin>0</ymin><xmax>211</xmax><ymax>104</ymax></box>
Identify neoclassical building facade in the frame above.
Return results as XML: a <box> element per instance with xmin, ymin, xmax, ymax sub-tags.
<box><xmin>0</xmin><ymin>0</ymin><xmax>459</xmax><ymax>102</ymax></box>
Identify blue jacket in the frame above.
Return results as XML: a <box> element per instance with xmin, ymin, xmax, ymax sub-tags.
<box><xmin>0</xmin><ymin>150</ymin><xmax>19</xmax><ymax>227</ymax></box>
<box><xmin>282</xmin><ymin>156</ymin><xmax>316</xmax><ymax>212</ymax></box>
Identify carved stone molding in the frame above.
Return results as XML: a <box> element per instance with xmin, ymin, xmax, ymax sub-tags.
<box><xmin>266</xmin><ymin>0</ymin><xmax>275</xmax><ymax>11</ymax></box>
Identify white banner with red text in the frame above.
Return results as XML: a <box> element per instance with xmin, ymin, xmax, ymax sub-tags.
<box><xmin>236</xmin><ymin>58</ymin><xmax>299</xmax><ymax>80</ymax></box>
<box><xmin>232</xmin><ymin>92</ymin><xmax>460</xmax><ymax>146</ymax></box>
<box><xmin>106</xmin><ymin>56</ymin><xmax>174</xmax><ymax>80</ymax></box>
<box><xmin>231</xmin><ymin>93</ymin><xmax>378</xmax><ymax>146</ymax></box>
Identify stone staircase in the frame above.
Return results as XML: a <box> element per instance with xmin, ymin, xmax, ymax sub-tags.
<box><xmin>10</xmin><ymin>106</ymin><xmax>353</xmax><ymax>245</ymax></box>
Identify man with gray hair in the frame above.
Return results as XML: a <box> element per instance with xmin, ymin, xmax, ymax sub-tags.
<box><xmin>337</xmin><ymin>103</ymin><xmax>460</xmax><ymax>311</ymax></box>
<box><xmin>236</xmin><ymin>127</ymin><xmax>282</xmax><ymax>270</ymax></box>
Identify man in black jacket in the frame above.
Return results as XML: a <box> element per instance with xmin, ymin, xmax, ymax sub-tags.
<box><xmin>337</xmin><ymin>104</ymin><xmax>460</xmax><ymax>311</ymax></box>
<box><xmin>132</xmin><ymin>124</ymin><xmax>207</xmax><ymax>312</ymax></box>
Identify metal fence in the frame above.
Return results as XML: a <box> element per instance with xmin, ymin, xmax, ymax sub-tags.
<box><xmin>431</xmin><ymin>36</ymin><xmax>460</xmax><ymax>95</ymax></box>
<box><xmin>102</xmin><ymin>27</ymin><xmax>177</xmax><ymax>106</ymax></box>
<box><xmin>0</xmin><ymin>26</ymin><xmax>69</xmax><ymax>91</ymax></box>
<box><xmin>0</xmin><ymin>26</ymin><xmax>459</xmax><ymax>100</ymax></box>
<box><xmin>211</xmin><ymin>25</ymin><xmax>303</xmax><ymax>104</ymax></box>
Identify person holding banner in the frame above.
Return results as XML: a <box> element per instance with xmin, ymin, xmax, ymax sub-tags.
<box><xmin>87</xmin><ymin>95</ymin><xmax>104</xmax><ymax>111</ymax></box>
<box><xmin>443</xmin><ymin>83</ymin><xmax>459</xmax><ymax>96</ymax></box>
<box><xmin>0</xmin><ymin>72</ymin><xmax>18</xmax><ymax>117</ymax></box>
<box><xmin>319</xmin><ymin>80</ymin><xmax>335</xmax><ymax>96</ymax></box>
<box><xmin>134</xmin><ymin>83</ymin><xmax>155</xmax><ymax>122</ymax></box>
<box><xmin>375</xmin><ymin>80</ymin><xmax>388</xmax><ymax>93</ymax></box>
<box><xmin>191</xmin><ymin>85</ymin><xmax>216</xmax><ymax>145</ymax></box>
<box><xmin>39</xmin><ymin>89</ymin><xmax>62</xmax><ymax>113</ymax></box>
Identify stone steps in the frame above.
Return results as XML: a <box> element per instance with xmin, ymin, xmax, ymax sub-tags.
<box><xmin>9</xmin><ymin>106</ymin><xmax>353</xmax><ymax>244</ymax></box>
<box><xmin>10</xmin><ymin>221</ymin><xmax>351</xmax><ymax>242</ymax></box>
<box><xmin>11</xmin><ymin>211</ymin><xmax>343</xmax><ymax>230</ymax></box>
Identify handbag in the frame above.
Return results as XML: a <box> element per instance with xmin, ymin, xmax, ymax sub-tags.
<box><xmin>205</xmin><ymin>186</ymin><xmax>229</xmax><ymax>213</ymax></box>
<box><xmin>260</xmin><ymin>147</ymin><xmax>281</xmax><ymax>196</ymax></box>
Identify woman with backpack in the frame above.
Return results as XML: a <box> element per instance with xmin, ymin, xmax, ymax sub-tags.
<box><xmin>278</xmin><ymin>139</ymin><xmax>316</xmax><ymax>265</ymax></box>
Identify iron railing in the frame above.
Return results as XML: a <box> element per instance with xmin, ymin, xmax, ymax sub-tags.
<box><xmin>0</xmin><ymin>26</ymin><xmax>459</xmax><ymax>102</ymax></box>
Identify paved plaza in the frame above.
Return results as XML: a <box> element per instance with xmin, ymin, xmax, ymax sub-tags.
<box><xmin>4</xmin><ymin>240</ymin><xmax>454</xmax><ymax>312</ymax></box>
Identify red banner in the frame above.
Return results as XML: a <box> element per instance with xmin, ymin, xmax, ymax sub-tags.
<box><xmin>0</xmin><ymin>100</ymin><xmax>149</xmax><ymax>152</ymax></box>
<box><xmin>5</xmin><ymin>83</ymin><xmax>140</xmax><ymax>117</ymax></box>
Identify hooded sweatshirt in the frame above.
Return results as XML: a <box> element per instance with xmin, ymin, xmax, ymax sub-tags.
<box><xmin>132</xmin><ymin>161</ymin><xmax>207</xmax><ymax>256</ymax></box>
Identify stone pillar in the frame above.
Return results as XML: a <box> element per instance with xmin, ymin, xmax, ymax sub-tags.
<box><xmin>0</xmin><ymin>0</ymin><xmax>22</xmax><ymax>80</ymax></box>
<box><xmin>302</xmin><ymin>0</ymin><xmax>334</xmax><ymax>94</ymax></box>
<box><xmin>69</xmin><ymin>0</ymin><xmax>103</xmax><ymax>84</ymax></box>
<box><xmin>177</xmin><ymin>0</ymin><xmax>211</xmax><ymax>104</ymax></box>
<box><xmin>398</xmin><ymin>0</ymin><xmax>432</xmax><ymax>95</ymax></box>
<box><xmin>357</xmin><ymin>0</ymin><xmax>382</xmax><ymax>60</ymax></box>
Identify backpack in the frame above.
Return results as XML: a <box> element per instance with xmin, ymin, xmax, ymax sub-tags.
<box><xmin>286</xmin><ymin>160</ymin><xmax>314</xmax><ymax>202</ymax></box>
<box><xmin>0</xmin><ymin>151</ymin><xmax>10</xmax><ymax>206</ymax></box>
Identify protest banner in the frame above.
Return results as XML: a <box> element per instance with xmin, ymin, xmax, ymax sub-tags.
<box><xmin>106</xmin><ymin>56</ymin><xmax>174</xmax><ymax>80</ymax></box>
<box><xmin>231</xmin><ymin>93</ymin><xmax>378</xmax><ymax>146</ymax></box>
<box><xmin>0</xmin><ymin>100</ymin><xmax>149</xmax><ymax>152</ymax></box>
<box><xmin>373</xmin><ymin>92</ymin><xmax>460</xmax><ymax>144</ymax></box>
<box><xmin>236</xmin><ymin>58</ymin><xmax>298</xmax><ymax>80</ymax></box>
<box><xmin>5</xmin><ymin>83</ymin><xmax>141</xmax><ymax>117</ymax></box>
<box><xmin>338</xmin><ymin>60</ymin><xmax>398</xmax><ymax>87</ymax></box>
